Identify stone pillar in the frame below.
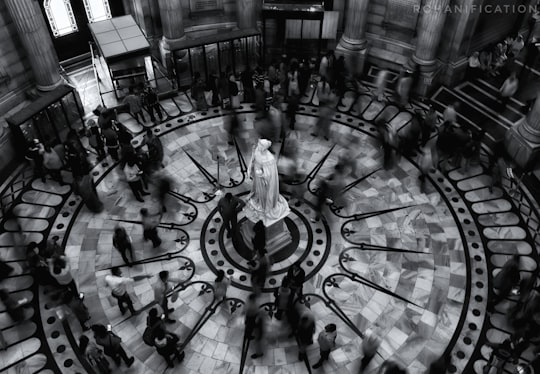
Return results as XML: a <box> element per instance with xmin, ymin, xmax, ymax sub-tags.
<box><xmin>157</xmin><ymin>0</ymin><xmax>185</xmax><ymax>79</ymax></box>
<box><xmin>407</xmin><ymin>0</ymin><xmax>450</xmax><ymax>97</ymax></box>
<box><xmin>505</xmin><ymin>96</ymin><xmax>540</xmax><ymax>169</ymax></box>
<box><xmin>157</xmin><ymin>0</ymin><xmax>185</xmax><ymax>69</ymax></box>
<box><xmin>237</xmin><ymin>0</ymin><xmax>258</xmax><ymax>30</ymax></box>
<box><xmin>336</xmin><ymin>0</ymin><xmax>370</xmax><ymax>76</ymax></box>
<box><xmin>5</xmin><ymin>0</ymin><xmax>62</xmax><ymax>91</ymax></box>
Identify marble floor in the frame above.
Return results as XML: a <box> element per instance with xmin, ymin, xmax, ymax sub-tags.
<box><xmin>0</xmin><ymin>71</ymin><xmax>540</xmax><ymax>374</ymax></box>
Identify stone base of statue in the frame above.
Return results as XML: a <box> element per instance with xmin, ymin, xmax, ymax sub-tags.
<box><xmin>240</xmin><ymin>217</ymin><xmax>292</xmax><ymax>256</ymax></box>
<box><xmin>240</xmin><ymin>193</ymin><xmax>292</xmax><ymax>255</ymax></box>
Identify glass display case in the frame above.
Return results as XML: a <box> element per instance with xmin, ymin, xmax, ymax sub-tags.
<box><xmin>6</xmin><ymin>85</ymin><xmax>85</xmax><ymax>155</ymax></box>
<box><xmin>171</xmin><ymin>31</ymin><xmax>261</xmax><ymax>88</ymax></box>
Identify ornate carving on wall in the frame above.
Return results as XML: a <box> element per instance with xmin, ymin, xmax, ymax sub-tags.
<box><xmin>383</xmin><ymin>0</ymin><xmax>421</xmax><ymax>34</ymax></box>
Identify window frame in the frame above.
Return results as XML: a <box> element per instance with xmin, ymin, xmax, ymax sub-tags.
<box><xmin>82</xmin><ymin>0</ymin><xmax>112</xmax><ymax>23</ymax></box>
<box><xmin>44</xmin><ymin>0</ymin><xmax>78</xmax><ymax>38</ymax></box>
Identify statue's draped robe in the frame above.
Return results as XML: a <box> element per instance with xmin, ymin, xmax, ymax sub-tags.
<box><xmin>245</xmin><ymin>146</ymin><xmax>289</xmax><ymax>225</ymax></box>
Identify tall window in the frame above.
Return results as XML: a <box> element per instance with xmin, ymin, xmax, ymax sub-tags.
<box><xmin>83</xmin><ymin>0</ymin><xmax>112</xmax><ymax>23</ymax></box>
<box><xmin>44</xmin><ymin>0</ymin><xmax>78</xmax><ymax>37</ymax></box>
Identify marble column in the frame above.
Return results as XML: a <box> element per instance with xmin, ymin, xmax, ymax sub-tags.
<box><xmin>237</xmin><ymin>0</ymin><xmax>258</xmax><ymax>30</ymax></box>
<box><xmin>336</xmin><ymin>0</ymin><xmax>370</xmax><ymax>76</ymax></box>
<box><xmin>505</xmin><ymin>95</ymin><xmax>540</xmax><ymax>169</ymax></box>
<box><xmin>407</xmin><ymin>0</ymin><xmax>450</xmax><ymax>97</ymax></box>
<box><xmin>5</xmin><ymin>0</ymin><xmax>62</xmax><ymax>91</ymax></box>
<box><xmin>157</xmin><ymin>0</ymin><xmax>185</xmax><ymax>75</ymax></box>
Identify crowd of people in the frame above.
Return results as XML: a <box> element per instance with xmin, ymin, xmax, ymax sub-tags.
<box><xmin>4</xmin><ymin>46</ymin><xmax>538</xmax><ymax>373</ymax></box>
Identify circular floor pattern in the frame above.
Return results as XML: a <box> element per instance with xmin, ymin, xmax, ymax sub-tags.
<box><xmin>2</xmin><ymin>78</ymin><xmax>538</xmax><ymax>374</ymax></box>
<box><xmin>201</xmin><ymin>196</ymin><xmax>332</xmax><ymax>291</ymax></box>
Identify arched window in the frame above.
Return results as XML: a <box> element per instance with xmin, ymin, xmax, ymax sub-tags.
<box><xmin>83</xmin><ymin>0</ymin><xmax>112</xmax><ymax>23</ymax></box>
<box><xmin>44</xmin><ymin>0</ymin><xmax>78</xmax><ymax>37</ymax></box>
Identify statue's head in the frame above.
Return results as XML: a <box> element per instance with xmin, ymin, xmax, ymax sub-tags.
<box><xmin>257</xmin><ymin>138</ymin><xmax>272</xmax><ymax>151</ymax></box>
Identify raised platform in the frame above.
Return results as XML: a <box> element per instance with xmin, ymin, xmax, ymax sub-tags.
<box><xmin>239</xmin><ymin>217</ymin><xmax>292</xmax><ymax>255</ymax></box>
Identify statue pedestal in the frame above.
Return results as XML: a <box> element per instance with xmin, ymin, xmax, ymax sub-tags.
<box><xmin>240</xmin><ymin>218</ymin><xmax>292</xmax><ymax>255</ymax></box>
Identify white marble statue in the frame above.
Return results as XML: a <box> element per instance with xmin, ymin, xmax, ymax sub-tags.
<box><xmin>244</xmin><ymin>138</ymin><xmax>290</xmax><ymax>226</ymax></box>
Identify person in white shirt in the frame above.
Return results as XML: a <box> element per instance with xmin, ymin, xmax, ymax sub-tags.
<box><xmin>498</xmin><ymin>71</ymin><xmax>519</xmax><ymax>111</ymax></box>
<box><xmin>467</xmin><ymin>52</ymin><xmax>482</xmax><ymax>80</ymax></box>
<box><xmin>511</xmin><ymin>35</ymin><xmax>525</xmax><ymax>57</ymax></box>
<box><xmin>443</xmin><ymin>102</ymin><xmax>459</xmax><ymax>124</ymax></box>
<box><xmin>123</xmin><ymin>160</ymin><xmax>148</xmax><ymax>202</ymax></box>
<box><xmin>105</xmin><ymin>267</ymin><xmax>137</xmax><ymax>315</ymax></box>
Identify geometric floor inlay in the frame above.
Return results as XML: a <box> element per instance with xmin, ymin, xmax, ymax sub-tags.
<box><xmin>1</xmin><ymin>76</ymin><xmax>539</xmax><ymax>374</ymax></box>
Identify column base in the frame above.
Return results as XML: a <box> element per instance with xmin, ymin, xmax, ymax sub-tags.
<box><xmin>336</xmin><ymin>40</ymin><xmax>369</xmax><ymax>77</ymax></box>
<box><xmin>505</xmin><ymin>119</ymin><xmax>540</xmax><ymax>170</ymax></box>
<box><xmin>36</xmin><ymin>78</ymin><xmax>63</xmax><ymax>92</ymax></box>
<box><xmin>159</xmin><ymin>37</ymin><xmax>186</xmax><ymax>66</ymax></box>
<box><xmin>406</xmin><ymin>58</ymin><xmax>441</xmax><ymax>98</ymax></box>
<box><xmin>240</xmin><ymin>218</ymin><xmax>292</xmax><ymax>256</ymax></box>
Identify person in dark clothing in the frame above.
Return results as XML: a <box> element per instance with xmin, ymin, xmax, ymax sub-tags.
<box><xmin>78</xmin><ymin>174</ymin><xmax>104</xmax><ymax>213</ymax></box>
<box><xmin>192</xmin><ymin>72</ymin><xmax>209</xmax><ymax>111</ymax></box>
<box><xmin>250</xmin><ymin>310</ymin><xmax>266</xmax><ymax>359</ymax></box>
<box><xmin>426</xmin><ymin>353</ymin><xmax>451</xmax><ymax>374</ymax></box>
<box><xmin>123</xmin><ymin>87</ymin><xmax>146</xmax><ymax>125</ymax></box>
<box><xmin>399</xmin><ymin>113</ymin><xmax>421</xmax><ymax>157</ymax></box>
<box><xmin>116</xmin><ymin>122</ymin><xmax>134</xmax><ymax>148</ymax></box>
<box><xmin>144</xmin><ymin>128</ymin><xmax>164</xmax><ymax>171</ymax></box>
<box><xmin>255</xmin><ymin>83</ymin><xmax>267</xmax><ymax>119</ymax></box>
<box><xmin>143</xmin><ymin>85</ymin><xmax>163</xmax><ymax>123</ymax></box>
<box><xmin>217</xmin><ymin>193</ymin><xmax>246</xmax><ymax>236</ymax></box>
<box><xmin>0</xmin><ymin>288</ymin><xmax>26</xmax><ymax>323</ymax></box>
<box><xmin>287</xmin><ymin>263</ymin><xmax>306</xmax><ymax>300</ymax></box>
<box><xmin>488</xmin><ymin>254</ymin><xmax>521</xmax><ymax>310</ymax></box>
<box><xmin>244</xmin><ymin>293</ymin><xmax>259</xmax><ymax>339</ymax></box>
<box><xmin>296</xmin><ymin>304</ymin><xmax>315</xmax><ymax>360</ymax></box>
<box><xmin>140</xmin><ymin>208</ymin><xmax>162</xmax><ymax>248</ymax></box>
<box><xmin>287</xmin><ymin>94</ymin><xmax>299</xmax><ymax>131</ymax></box>
<box><xmin>0</xmin><ymin>259</ymin><xmax>14</xmax><ymax>282</ymax></box>
<box><xmin>207</xmin><ymin>71</ymin><xmax>220</xmax><ymax>106</ymax></box>
<box><xmin>92</xmin><ymin>324</ymin><xmax>134</xmax><ymax>367</ymax></box>
<box><xmin>225</xmin><ymin>110</ymin><xmax>241</xmax><ymax>145</ymax></box>
<box><xmin>241</xmin><ymin>68</ymin><xmax>255</xmax><ymax>103</ymax></box>
<box><xmin>421</xmin><ymin>106</ymin><xmax>438</xmax><ymax>147</ymax></box>
<box><xmin>62</xmin><ymin>291</ymin><xmax>91</xmax><ymax>331</ymax></box>
<box><xmin>249</xmin><ymin>247</ymin><xmax>270</xmax><ymax>293</ymax></box>
<box><xmin>252</xmin><ymin>220</ymin><xmax>266</xmax><ymax>254</ymax></box>
<box><xmin>312</xmin><ymin>323</ymin><xmax>337</xmax><ymax>369</ymax></box>
<box><xmin>379</xmin><ymin>360</ymin><xmax>408</xmax><ymax>374</ymax></box>
<box><xmin>112</xmin><ymin>226</ymin><xmax>134</xmax><ymax>266</ymax></box>
<box><xmin>153</xmin><ymin>328</ymin><xmax>184</xmax><ymax>368</ymax></box>
<box><xmin>156</xmin><ymin>175</ymin><xmax>173</xmax><ymax>213</ymax></box>
<box><xmin>298</xmin><ymin>59</ymin><xmax>312</xmax><ymax>97</ymax></box>
<box><xmin>218</xmin><ymin>72</ymin><xmax>231</xmax><ymax>109</ymax></box>
<box><xmin>86</xmin><ymin>120</ymin><xmax>106</xmax><ymax>160</ymax></box>
<box><xmin>26</xmin><ymin>139</ymin><xmax>46</xmax><ymax>183</ymax></box>
<box><xmin>27</xmin><ymin>246</ymin><xmax>57</xmax><ymax>286</ymax></box>
<box><xmin>274</xmin><ymin>277</ymin><xmax>292</xmax><ymax>320</ymax></box>
<box><xmin>102</xmin><ymin>125</ymin><xmax>120</xmax><ymax>161</ymax></box>
<box><xmin>359</xmin><ymin>331</ymin><xmax>381</xmax><ymax>373</ymax></box>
